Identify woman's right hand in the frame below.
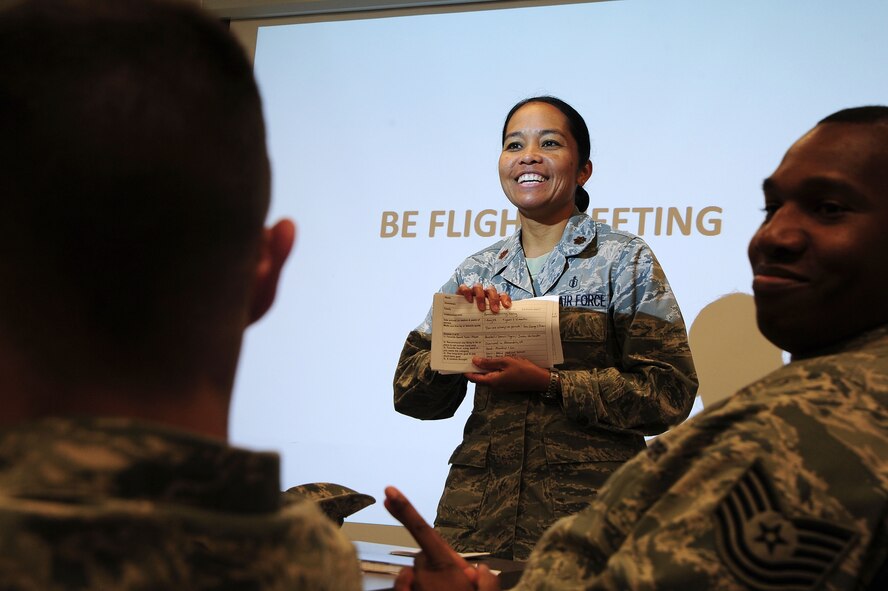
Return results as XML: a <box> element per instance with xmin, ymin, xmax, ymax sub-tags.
<box><xmin>456</xmin><ymin>284</ymin><xmax>512</xmax><ymax>313</ymax></box>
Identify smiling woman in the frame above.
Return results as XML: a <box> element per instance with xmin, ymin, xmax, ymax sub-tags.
<box><xmin>392</xmin><ymin>96</ymin><xmax>699</xmax><ymax>560</ymax></box>
<box><xmin>499</xmin><ymin>99</ymin><xmax>592</xmax><ymax>232</ymax></box>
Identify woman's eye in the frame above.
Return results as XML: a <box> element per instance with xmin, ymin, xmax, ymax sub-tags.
<box><xmin>761</xmin><ymin>203</ymin><xmax>779</xmax><ymax>222</ymax></box>
<box><xmin>542</xmin><ymin>139</ymin><xmax>561</xmax><ymax>148</ymax></box>
<box><xmin>505</xmin><ymin>141</ymin><xmax>522</xmax><ymax>151</ymax></box>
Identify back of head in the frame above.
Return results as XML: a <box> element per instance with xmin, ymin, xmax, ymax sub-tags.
<box><xmin>818</xmin><ymin>105</ymin><xmax>888</xmax><ymax>127</ymax></box>
<box><xmin>0</xmin><ymin>0</ymin><xmax>270</xmax><ymax>391</ymax></box>
<box><xmin>818</xmin><ymin>106</ymin><xmax>888</xmax><ymax>190</ymax></box>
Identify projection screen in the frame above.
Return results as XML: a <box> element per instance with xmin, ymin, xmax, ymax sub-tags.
<box><xmin>226</xmin><ymin>0</ymin><xmax>888</xmax><ymax>526</ymax></box>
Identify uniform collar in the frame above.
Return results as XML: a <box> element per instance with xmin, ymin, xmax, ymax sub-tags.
<box><xmin>0</xmin><ymin>416</ymin><xmax>283</xmax><ymax>514</ymax></box>
<box><xmin>492</xmin><ymin>213</ymin><xmax>599</xmax><ymax>294</ymax></box>
<box><xmin>791</xmin><ymin>322</ymin><xmax>888</xmax><ymax>362</ymax></box>
<box><xmin>553</xmin><ymin>212</ymin><xmax>600</xmax><ymax>258</ymax></box>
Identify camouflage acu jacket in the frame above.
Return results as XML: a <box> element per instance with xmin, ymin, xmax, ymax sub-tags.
<box><xmin>0</xmin><ymin>417</ymin><xmax>362</xmax><ymax>591</ymax></box>
<box><xmin>517</xmin><ymin>324</ymin><xmax>888</xmax><ymax>590</ymax></box>
<box><xmin>394</xmin><ymin>213</ymin><xmax>697</xmax><ymax>560</ymax></box>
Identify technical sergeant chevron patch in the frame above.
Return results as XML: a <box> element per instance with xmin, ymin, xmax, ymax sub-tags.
<box><xmin>713</xmin><ymin>459</ymin><xmax>857</xmax><ymax>590</ymax></box>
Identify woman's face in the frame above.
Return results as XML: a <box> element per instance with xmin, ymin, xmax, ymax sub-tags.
<box><xmin>498</xmin><ymin>102</ymin><xmax>592</xmax><ymax>222</ymax></box>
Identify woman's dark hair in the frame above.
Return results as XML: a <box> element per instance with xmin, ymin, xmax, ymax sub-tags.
<box><xmin>501</xmin><ymin>96</ymin><xmax>592</xmax><ymax>212</ymax></box>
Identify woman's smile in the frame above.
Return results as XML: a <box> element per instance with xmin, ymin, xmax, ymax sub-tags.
<box><xmin>499</xmin><ymin>102</ymin><xmax>591</xmax><ymax>222</ymax></box>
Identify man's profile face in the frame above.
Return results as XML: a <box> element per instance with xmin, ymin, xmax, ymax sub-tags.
<box><xmin>748</xmin><ymin>122</ymin><xmax>888</xmax><ymax>356</ymax></box>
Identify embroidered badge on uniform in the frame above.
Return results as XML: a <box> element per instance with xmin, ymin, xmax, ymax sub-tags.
<box><xmin>713</xmin><ymin>460</ymin><xmax>857</xmax><ymax>591</ymax></box>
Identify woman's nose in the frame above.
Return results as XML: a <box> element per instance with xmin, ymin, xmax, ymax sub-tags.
<box><xmin>518</xmin><ymin>147</ymin><xmax>541</xmax><ymax>164</ymax></box>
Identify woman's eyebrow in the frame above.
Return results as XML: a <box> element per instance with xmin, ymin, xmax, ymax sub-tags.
<box><xmin>504</xmin><ymin>129</ymin><xmax>565</xmax><ymax>140</ymax></box>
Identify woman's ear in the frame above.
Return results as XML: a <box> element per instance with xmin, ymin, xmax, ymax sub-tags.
<box><xmin>577</xmin><ymin>160</ymin><xmax>593</xmax><ymax>186</ymax></box>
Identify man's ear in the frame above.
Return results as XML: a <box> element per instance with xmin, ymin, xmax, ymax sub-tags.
<box><xmin>249</xmin><ymin>219</ymin><xmax>296</xmax><ymax>325</ymax></box>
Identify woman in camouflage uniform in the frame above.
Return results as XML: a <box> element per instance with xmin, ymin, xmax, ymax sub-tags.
<box><xmin>393</xmin><ymin>97</ymin><xmax>698</xmax><ymax>560</ymax></box>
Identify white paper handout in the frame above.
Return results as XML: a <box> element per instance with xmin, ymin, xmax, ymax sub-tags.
<box><xmin>431</xmin><ymin>293</ymin><xmax>563</xmax><ymax>374</ymax></box>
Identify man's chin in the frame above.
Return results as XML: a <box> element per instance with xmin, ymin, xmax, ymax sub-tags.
<box><xmin>754</xmin><ymin>307</ymin><xmax>813</xmax><ymax>357</ymax></box>
<box><xmin>756</xmin><ymin>311</ymin><xmax>858</xmax><ymax>359</ymax></box>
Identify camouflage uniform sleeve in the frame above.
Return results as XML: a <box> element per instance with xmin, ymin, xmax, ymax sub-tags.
<box><xmin>514</xmin><ymin>451</ymin><xmax>787</xmax><ymax>590</ymax></box>
<box><xmin>393</xmin><ymin>272</ymin><xmax>470</xmax><ymax>420</ymax></box>
<box><xmin>560</xmin><ymin>238</ymin><xmax>697</xmax><ymax>435</ymax></box>
<box><xmin>280</xmin><ymin>500</ymin><xmax>363</xmax><ymax>591</ymax></box>
<box><xmin>517</xmin><ymin>353</ymin><xmax>888</xmax><ymax>590</ymax></box>
<box><xmin>517</xmin><ymin>442</ymin><xmax>748</xmax><ymax>591</ymax></box>
<box><xmin>393</xmin><ymin>330</ymin><xmax>468</xmax><ymax>419</ymax></box>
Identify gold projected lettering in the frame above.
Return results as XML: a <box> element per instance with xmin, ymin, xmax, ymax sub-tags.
<box><xmin>379</xmin><ymin>206</ymin><xmax>722</xmax><ymax>238</ymax></box>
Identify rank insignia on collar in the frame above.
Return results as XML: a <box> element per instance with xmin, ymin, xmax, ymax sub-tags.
<box><xmin>498</xmin><ymin>250</ymin><xmax>508</xmax><ymax>259</ymax></box>
<box><xmin>573</xmin><ymin>236</ymin><xmax>586</xmax><ymax>245</ymax></box>
<box><xmin>713</xmin><ymin>460</ymin><xmax>857</xmax><ymax>590</ymax></box>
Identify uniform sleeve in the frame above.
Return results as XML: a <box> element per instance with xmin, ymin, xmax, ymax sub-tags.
<box><xmin>516</xmin><ymin>373</ymin><xmax>888</xmax><ymax>591</ymax></box>
<box><xmin>393</xmin><ymin>272</ymin><xmax>470</xmax><ymax>420</ymax></box>
<box><xmin>516</xmin><ymin>434</ymin><xmax>752</xmax><ymax>591</ymax></box>
<box><xmin>393</xmin><ymin>330</ymin><xmax>469</xmax><ymax>419</ymax></box>
<box><xmin>513</xmin><ymin>452</ymin><xmax>785</xmax><ymax>590</ymax></box>
<box><xmin>560</xmin><ymin>238</ymin><xmax>697</xmax><ymax>435</ymax></box>
<box><xmin>280</xmin><ymin>500</ymin><xmax>364</xmax><ymax>591</ymax></box>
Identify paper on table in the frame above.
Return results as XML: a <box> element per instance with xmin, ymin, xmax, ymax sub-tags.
<box><xmin>431</xmin><ymin>293</ymin><xmax>562</xmax><ymax>374</ymax></box>
<box><xmin>390</xmin><ymin>550</ymin><xmax>492</xmax><ymax>560</ymax></box>
<box><xmin>356</xmin><ymin>542</ymin><xmax>501</xmax><ymax>575</ymax></box>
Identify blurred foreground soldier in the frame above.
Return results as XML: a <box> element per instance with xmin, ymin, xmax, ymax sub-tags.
<box><xmin>385</xmin><ymin>106</ymin><xmax>888</xmax><ymax>590</ymax></box>
<box><xmin>0</xmin><ymin>0</ymin><xmax>360</xmax><ymax>589</ymax></box>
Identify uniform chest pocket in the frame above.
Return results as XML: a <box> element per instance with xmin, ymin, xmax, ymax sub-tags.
<box><xmin>559</xmin><ymin>307</ymin><xmax>608</xmax><ymax>344</ymax></box>
<box><xmin>559</xmin><ymin>308</ymin><xmax>609</xmax><ymax>367</ymax></box>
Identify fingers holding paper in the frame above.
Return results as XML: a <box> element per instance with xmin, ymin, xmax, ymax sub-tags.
<box><xmin>465</xmin><ymin>356</ymin><xmax>550</xmax><ymax>393</ymax></box>
<box><xmin>456</xmin><ymin>284</ymin><xmax>512</xmax><ymax>313</ymax></box>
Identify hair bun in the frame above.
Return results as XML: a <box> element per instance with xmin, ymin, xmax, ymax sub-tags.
<box><xmin>574</xmin><ymin>185</ymin><xmax>590</xmax><ymax>212</ymax></box>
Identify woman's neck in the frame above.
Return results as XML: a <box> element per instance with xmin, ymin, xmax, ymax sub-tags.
<box><xmin>520</xmin><ymin>214</ymin><xmax>572</xmax><ymax>258</ymax></box>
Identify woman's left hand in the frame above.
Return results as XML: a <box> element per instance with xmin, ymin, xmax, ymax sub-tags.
<box><xmin>465</xmin><ymin>356</ymin><xmax>550</xmax><ymax>393</ymax></box>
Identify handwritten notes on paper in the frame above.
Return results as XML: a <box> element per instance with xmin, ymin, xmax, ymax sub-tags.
<box><xmin>430</xmin><ymin>293</ymin><xmax>563</xmax><ymax>374</ymax></box>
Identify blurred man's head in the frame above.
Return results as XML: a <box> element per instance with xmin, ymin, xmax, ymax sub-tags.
<box><xmin>0</xmin><ymin>0</ymin><xmax>293</xmax><ymax>428</ymax></box>
<box><xmin>749</xmin><ymin>106</ymin><xmax>888</xmax><ymax>356</ymax></box>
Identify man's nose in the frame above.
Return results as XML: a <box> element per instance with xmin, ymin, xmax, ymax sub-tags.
<box><xmin>751</xmin><ymin>204</ymin><xmax>808</xmax><ymax>259</ymax></box>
